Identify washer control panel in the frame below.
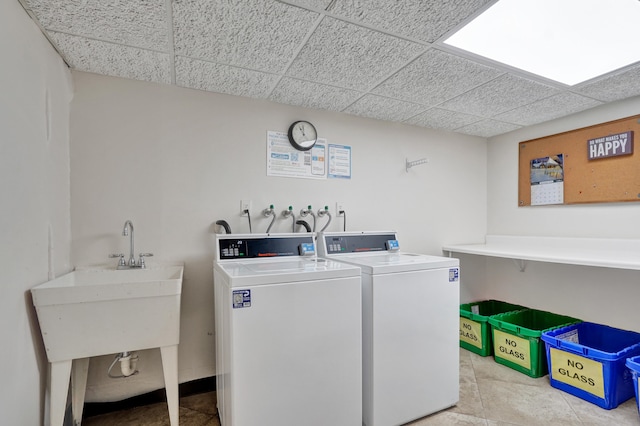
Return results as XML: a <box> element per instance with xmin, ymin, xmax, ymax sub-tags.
<box><xmin>323</xmin><ymin>233</ymin><xmax>397</xmax><ymax>254</ymax></box>
<box><xmin>218</xmin><ymin>236</ymin><xmax>315</xmax><ymax>260</ymax></box>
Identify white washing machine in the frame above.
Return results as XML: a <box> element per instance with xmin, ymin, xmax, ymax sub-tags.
<box><xmin>213</xmin><ymin>233</ymin><xmax>362</xmax><ymax>426</ymax></box>
<box><xmin>318</xmin><ymin>231</ymin><xmax>460</xmax><ymax>426</ymax></box>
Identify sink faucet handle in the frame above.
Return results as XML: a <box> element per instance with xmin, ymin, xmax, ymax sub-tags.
<box><xmin>109</xmin><ymin>253</ymin><xmax>126</xmax><ymax>267</ymax></box>
<box><xmin>138</xmin><ymin>253</ymin><xmax>154</xmax><ymax>269</ymax></box>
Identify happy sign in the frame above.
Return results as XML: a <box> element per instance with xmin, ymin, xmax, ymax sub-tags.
<box><xmin>587</xmin><ymin>131</ymin><xmax>634</xmax><ymax>160</ymax></box>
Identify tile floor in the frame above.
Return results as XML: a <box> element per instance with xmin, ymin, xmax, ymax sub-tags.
<box><xmin>83</xmin><ymin>348</ymin><xmax>640</xmax><ymax>425</ymax></box>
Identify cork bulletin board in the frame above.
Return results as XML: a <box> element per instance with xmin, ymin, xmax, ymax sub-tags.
<box><xmin>518</xmin><ymin>114</ymin><xmax>640</xmax><ymax>206</ymax></box>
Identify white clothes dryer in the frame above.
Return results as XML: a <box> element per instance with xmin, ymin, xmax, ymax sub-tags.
<box><xmin>318</xmin><ymin>231</ymin><xmax>460</xmax><ymax>426</ymax></box>
<box><xmin>214</xmin><ymin>233</ymin><xmax>362</xmax><ymax>426</ymax></box>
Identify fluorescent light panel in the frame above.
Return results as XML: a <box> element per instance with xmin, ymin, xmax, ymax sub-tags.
<box><xmin>444</xmin><ymin>0</ymin><xmax>640</xmax><ymax>86</ymax></box>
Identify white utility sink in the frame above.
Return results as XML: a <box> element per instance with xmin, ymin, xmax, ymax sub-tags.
<box><xmin>32</xmin><ymin>265</ymin><xmax>183</xmax><ymax>361</ymax></box>
<box><xmin>31</xmin><ymin>264</ymin><xmax>183</xmax><ymax>426</ymax></box>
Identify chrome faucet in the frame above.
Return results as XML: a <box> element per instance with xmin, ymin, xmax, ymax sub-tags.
<box><xmin>109</xmin><ymin>220</ymin><xmax>153</xmax><ymax>269</ymax></box>
<box><xmin>123</xmin><ymin>220</ymin><xmax>135</xmax><ymax>267</ymax></box>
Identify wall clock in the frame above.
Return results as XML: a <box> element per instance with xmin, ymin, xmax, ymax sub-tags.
<box><xmin>287</xmin><ymin>120</ymin><xmax>317</xmax><ymax>151</ymax></box>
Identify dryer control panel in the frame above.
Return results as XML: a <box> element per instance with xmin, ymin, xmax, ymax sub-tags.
<box><xmin>323</xmin><ymin>233</ymin><xmax>397</xmax><ymax>254</ymax></box>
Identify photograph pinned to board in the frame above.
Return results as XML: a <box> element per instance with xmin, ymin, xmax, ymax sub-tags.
<box><xmin>530</xmin><ymin>154</ymin><xmax>564</xmax><ymax>206</ymax></box>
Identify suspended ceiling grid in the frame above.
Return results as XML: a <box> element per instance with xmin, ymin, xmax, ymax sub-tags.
<box><xmin>19</xmin><ymin>0</ymin><xmax>640</xmax><ymax>138</ymax></box>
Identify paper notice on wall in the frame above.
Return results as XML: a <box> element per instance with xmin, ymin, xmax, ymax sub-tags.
<box><xmin>328</xmin><ymin>144</ymin><xmax>351</xmax><ymax>179</ymax></box>
<box><xmin>530</xmin><ymin>154</ymin><xmax>564</xmax><ymax>206</ymax></box>
<box><xmin>266</xmin><ymin>131</ymin><xmax>326</xmax><ymax>179</ymax></box>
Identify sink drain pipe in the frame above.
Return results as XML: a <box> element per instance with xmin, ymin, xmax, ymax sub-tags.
<box><xmin>107</xmin><ymin>351</ymin><xmax>139</xmax><ymax>378</ymax></box>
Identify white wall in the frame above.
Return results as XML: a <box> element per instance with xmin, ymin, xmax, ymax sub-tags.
<box><xmin>478</xmin><ymin>96</ymin><xmax>640</xmax><ymax>330</ymax></box>
<box><xmin>0</xmin><ymin>2</ymin><xmax>73</xmax><ymax>425</ymax></box>
<box><xmin>69</xmin><ymin>71</ymin><xmax>487</xmax><ymax>401</ymax></box>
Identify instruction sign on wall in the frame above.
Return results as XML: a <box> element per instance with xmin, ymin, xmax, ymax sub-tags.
<box><xmin>267</xmin><ymin>131</ymin><xmax>352</xmax><ymax>180</ymax></box>
<box><xmin>327</xmin><ymin>144</ymin><xmax>352</xmax><ymax>179</ymax></box>
<box><xmin>266</xmin><ymin>131</ymin><xmax>326</xmax><ymax>179</ymax></box>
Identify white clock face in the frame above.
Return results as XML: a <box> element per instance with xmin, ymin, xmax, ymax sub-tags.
<box><xmin>291</xmin><ymin>122</ymin><xmax>317</xmax><ymax>148</ymax></box>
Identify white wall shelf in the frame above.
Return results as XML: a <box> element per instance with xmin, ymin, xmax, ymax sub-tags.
<box><xmin>443</xmin><ymin>235</ymin><xmax>640</xmax><ymax>272</ymax></box>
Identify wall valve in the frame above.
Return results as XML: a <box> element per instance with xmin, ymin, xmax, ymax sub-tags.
<box><xmin>317</xmin><ymin>205</ymin><xmax>329</xmax><ymax>217</ymax></box>
<box><xmin>282</xmin><ymin>206</ymin><xmax>296</xmax><ymax>232</ymax></box>
<box><xmin>262</xmin><ymin>204</ymin><xmax>276</xmax><ymax>233</ymax></box>
<box><xmin>300</xmin><ymin>205</ymin><xmax>316</xmax><ymax>232</ymax></box>
<box><xmin>317</xmin><ymin>205</ymin><xmax>332</xmax><ymax>232</ymax></box>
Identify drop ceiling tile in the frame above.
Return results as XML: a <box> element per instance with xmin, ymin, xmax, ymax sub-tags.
<box><xmin>175</xmin><ymin>56</ymin><xmax>279</xmax><ymax>99</ymax></box>
<box><xmin>269</xmin><ymin>77</ymin><xmax>362</xmax><ymax>112</ymax></box>
<box><xmin>343</xmin><ymin>95</ymin><xmax>426</xmax><ymax>122</ymax></box>
<box><xmin>373</xmin><ymin>49</ymin><xmax>503</xmax><ymax>106</ymax></box>
<box><xmin>286</xmin><ymin>17</ymin><xmax>426</xmax><ymax>92</ymax></box>
<box><xmin>22</xmin><ymin>0</ymin><xmax>168</xmax><ymax>51</ymax></box>
<box><xmin>406</xmin><ymin>108</ymin><xmax>482</xmax><ymax>131</ymax></box>
<box><xmin>172</xmin><ymin>0</ymin><xmax>318</xmax><ymax>73</ymax></box>
<box><xmin>327</xmin><ymin>0</ymin><xmax>493</xmax><ymax>42</ymax></box>
<box><xmin>494</xmin><ymin>92</ymin><xmax>603</xmax><ymax>126</ymax></box>
<box><xmin>438</xmin><ymin>74</ymin><xmax>560</xmax><ymax>118</ymax></box>
<box><xmin>48</xmin><ymin>32</ymin><xmax>171</xmax><ymax>84</ymax></box>
<box><xmin>574</xmin><ymin>64</ymin><xmax>640</xmax><ymax>102</ymax></box>
<box><xmin>456</xmin><ymin>119</ymin><xmax>522</xmax><ymax>138</ymax></box>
